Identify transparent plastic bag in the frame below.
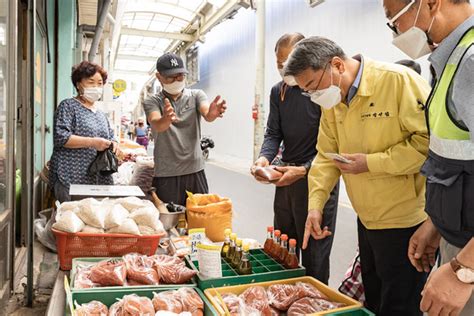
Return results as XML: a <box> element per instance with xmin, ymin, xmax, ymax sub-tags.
<box><xmin>121</xmin><ymin>294</ymin><xmax>155</xmax><ymax>316</ymax></box>
<box><xmin>123</xmin><ymin>253</ymin><xmax>159</xmax><ymax>285</ymax></box>
<box><xmin>239</xmin><ymin>286</ymin><xmax>272</xmax><ymax>315</ymax></box>
<box><xmin>89</xmin><ymin>259</ymin><xmax>127</xmax><ymax>286</ymax></box>
<box><xmin>76</xmin><ymin>198</ymin><xmax>106</xmax><ymax>228</ymax></box>
<box><xmin>154</xmin><ymin>260</ymin><xmax>197</xmax><ymax>284</ymax></box>
<box><xmin>287</xmin><ymin>297</ymin><xmax>345</xmax><ymax>315</ymax></box>
<box><xmin>116</xmin><ymin>196</ymin><xmax>147</xmax><ymax>212</ymax></box>
<box><xmin>81</xmin><ymin>225</ymin><xmax>105</xmax><ymax>234</ymax></box>
<box><xmin>105</xmin><ymin>203</ymin><xmax>130</xmax><ymax>229</ymax></box>
<box><xmin>74</xmin><ymin>300</ymin><xmax>108</xmax><ymax>316</ymax></box>
<box><xmin>51</xmin><ymin>210</ymin><xmax>84</xmax><ymax>233</ymax></box>
<box><xmin>107</xmin><ymin>218</ymin><xmax>141</xmax><ymax>235</ymax></box>
<box><xmin>34</xmin><ymin>208</ymin><xmax>57</xmax><ymax>251</ymax></box>
<box><xmin>74</xmin><ymin>265</ymin><xmax>98</xmax><ymax>289</ymax></box>
<box><xmin>130</xmin><ymin>207</ymin><xmax>163</xmax><ymax>231</ymax></box>
<box><xmin>152</xmin><ymin>291</ymin><xmax>183</xmax><ymax>313</ymax></box>
<box><xmin>267</xmin><ymin>284</ymin><xmax>305</xmax><ymax>311</ymax></box>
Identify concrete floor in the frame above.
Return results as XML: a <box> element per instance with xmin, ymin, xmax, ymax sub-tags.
<box><xmin>205</xmin><ymin>159</ymin><xmax>358</xmax><ymax>289</ymax></box>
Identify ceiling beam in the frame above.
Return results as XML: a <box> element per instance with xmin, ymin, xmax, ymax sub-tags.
<box><xmin>113</xmin><ymin>69</ymin><xmax>151</xmax><ymax>75</ymax></box>
<box><xmin>116</xmin><ymin>54</ymin><xmax>158</xmax><ymax>62</ymax></box>
<box><xmin>121</xmin><ymin>27</ymin><xmax>195</xmax><ymax>41</ymax></box>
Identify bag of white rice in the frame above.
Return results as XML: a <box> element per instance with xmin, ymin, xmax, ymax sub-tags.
<box><xmin>76</xmin><ymin>198</ymin><xmax>106</xmax><ymax>228</ymax></box>
<box><xmin>116</xmin><ymin>196</ymin><xmax>146</xmax><ymax>212</ymax></box>
<box><xmin>130</xmin><ymin>207</ymin><xmax>163</xmax><ymax>231</ymax></box>
<box><xmin>107</xmin><ymin>219</ymin><xmax>140</xmax><ymax>235</ymax></box>
<box><xmin>81</xmin><ymin>225</ymin><xmax>105</xmax><ymax>234</ymax></box>
<box><xmin>104</xmin><ymin>204</ymin><xmax>130</xmax><ymax>229</ymax></box>
<box><xmin>52</xmin><ymin>211</ymin><xmax>84</xmax><ymax>233</ymax></box>
<box><xmin>138</xmin><ymin>224</ymin><xmax>165</xmax><ymax>235</ymax></box>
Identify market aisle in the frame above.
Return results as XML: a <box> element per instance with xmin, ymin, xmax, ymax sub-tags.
<box><xmin>205</xmin><ymin>162</ymin><xmax>358</xmax><ymax>288</ymax></box>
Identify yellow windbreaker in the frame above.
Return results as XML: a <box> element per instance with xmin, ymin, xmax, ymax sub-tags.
<box><xmin>309</xmin><ymin>57</ymin><xmax>430</xmax><ymax>229</ymax></box>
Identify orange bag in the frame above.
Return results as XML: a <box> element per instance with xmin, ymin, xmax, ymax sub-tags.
<box><xmin>185</xmin><ymin>193</ymin><xmax>232</xmax><ymax>242</ymax></box>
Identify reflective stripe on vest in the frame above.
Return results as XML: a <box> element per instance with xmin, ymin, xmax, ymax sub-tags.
<box><xmin>428</xmin><ymin>27</ymin><xmax>474</xmax><ymax>160</ymax></box>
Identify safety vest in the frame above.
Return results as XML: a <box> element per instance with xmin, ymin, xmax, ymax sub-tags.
<box><xmin>428</xmin><ymin>27</ymin><xmax>474</xmax><ymax>161</ymax></box>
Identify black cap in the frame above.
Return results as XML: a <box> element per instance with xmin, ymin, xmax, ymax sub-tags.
<box><xmin>156</xmin><ymin>53</ymin><xmax>188</xmax><ymax>77</ymax></box>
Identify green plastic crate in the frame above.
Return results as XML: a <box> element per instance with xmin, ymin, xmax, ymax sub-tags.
<box><xmin>70</xmin><ymin>257</ymin><xmax>197</xmax><ymax>292</ymax></box>
<box><xmin>187</xmin><ymin>248</ymin><xmax>306</xmax><ymax>290</ymax></box>
<box><xmin>327</xmin><ymin>307</ymin><xmax>375</xmax><ymax>315</ymax></box>
<box><xmin>68</xmin><ymin>287</ymin><xmax>217</xmax><ymax>316</ymax></box>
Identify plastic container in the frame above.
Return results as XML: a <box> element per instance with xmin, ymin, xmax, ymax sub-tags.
<box><xmin>68</xmin><ymin>287</ymin><xmax>217</xmax><ymax>316</ymax></box>
<box><xmin>204</xmin><ymin>276</ymin><xmax>362</xmax><ymax>316</ymax></box>
<box><xmin>187</xmin><ymin>248</ymin><xmax>305</xmax><ymax>290</ymax></box>
<box><xmin>69</xmin><ymin>257</ymin><xmax>197</xmax><ymax>292</ymax></box>
<box><xmin>327</xmin><ymin>307</ymin><xmax>375</xmax><ymax>315</ymax></box>
<box><xmin>52</xmin><ymin>228</ymin><xmax>165</xmax><ymax>270</ymax></box>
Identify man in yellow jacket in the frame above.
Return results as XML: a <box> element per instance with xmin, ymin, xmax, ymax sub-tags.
<box><xmin>284</xmin><ymin>36</ymin><xmax>431</xmax><ymax>316</ymax></box>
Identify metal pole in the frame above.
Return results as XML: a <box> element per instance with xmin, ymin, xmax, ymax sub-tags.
<box><xmin>88</xmin><ymin>0</ymin><xmax>112</xmax><ymax>62</ymax></box>
<box><xmin>27</xmin><ymin>0</ymin><xmax>35</xmax><ymax>307</ymax></box>
<box><xmin>7</xmin><ymin>0</ymin><xmax>18</xmax><ymax>296</ymax></box>
<box><xmin>253</xmin><ymin>0</ymin><xmax>266</xmax><ymax>161</ymax></box>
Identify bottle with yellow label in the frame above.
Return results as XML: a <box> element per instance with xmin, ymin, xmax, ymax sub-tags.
<box><xmin>225</xmin><ymin>233</ymin><xmax>237</xmax><ymax>262</ymax></box>
<box><xmin>221</xmin><ymin>228</ymin><xmax>232</xmax><ymax>258</ymax></box>
<box><xmin>231</xmin><ymin>239</ymin><xmax>243</xmax><ymax>268</ymax></box>
<box><xmin>238</xmin><ymin>243</ymin><xmax>252</xmax><ymax>275</ymax></box>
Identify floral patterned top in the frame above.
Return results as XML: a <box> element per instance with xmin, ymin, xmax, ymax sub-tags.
<box><xmin>49</xmin><ymin>98</ymin><xmax>115</xmax><ymax>189</ymax></box>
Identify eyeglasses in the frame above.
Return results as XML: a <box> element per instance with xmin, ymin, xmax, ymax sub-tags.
<box><xmin>163</xmin><ymin>73</ymin><xmax>186</xmax><ymax>83</ymax></box>
<box><xmin>386</xmin><ymin>0</ymin><xmax>415</xmax><ymax>35</ymax></box>
<box><xmin>302</xmin><ymin>63</ymin><xmax>329</xmax><ymax>97</ymax></box>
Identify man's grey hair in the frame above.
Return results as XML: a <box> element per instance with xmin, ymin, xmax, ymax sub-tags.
<box><xmin>283</xmin><ymin>36</ymin><xmax>346</xmax><ymax>76</ymax></box>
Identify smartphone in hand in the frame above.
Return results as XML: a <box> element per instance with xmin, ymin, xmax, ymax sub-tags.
<box><xmin>325</xmin><ymin>153</ymin><xmax>352</xmax><ymax>164</ymax></box>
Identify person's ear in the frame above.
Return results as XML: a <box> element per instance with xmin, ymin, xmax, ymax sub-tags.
<box><xmin>427</xmin><ymin>0</ymin><xmax>441</xmax><ymax>16</ymax></box>
<box><xmin>155</xmin><ymin>72</ymin><xmax>162</xmax><ymax>83</ymax></box>
<box><xmin>331</xmin><ymin>57</ymin><xmax>345</xmax><ymax>74</ymax></box>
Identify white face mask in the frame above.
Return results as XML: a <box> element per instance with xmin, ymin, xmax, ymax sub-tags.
<box><xmin>82</xmin><ymin>87</ymin><xmax>103</xmax><ymax>103</ymax></box>
<box><xmin>163</xmin><ymin>80</ymin><xmax>185</xmax><ymax>95</ymax></box>
<box><xmin>391</xmin><ymin>1</ymin><xmax>435</xmax><ymax>59</ymax></box>
<box><xmin>309</xmin><ymin>68</ymin><xmax>342</xmax><ymax>110</ymax></box>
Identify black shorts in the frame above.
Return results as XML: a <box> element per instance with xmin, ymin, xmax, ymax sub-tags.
<box><xmin>152</xmin><ymin>170</ymin><xmax>209</xmax><ymax>206</ymax></box>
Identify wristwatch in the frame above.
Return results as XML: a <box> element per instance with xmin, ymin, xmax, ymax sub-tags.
<box><xmin>450</xmin><ymin>256</ymin><xmax>474</xmax><ymax>284</ymax></box>
<box><xmin>303</xmin><ymin>158</ymin><xmax>314</xmax><ymax>175</ymax></box>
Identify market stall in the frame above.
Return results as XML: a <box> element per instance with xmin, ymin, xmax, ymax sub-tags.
<box><xmin>47</xmin><ymin>190</ymin><xmax>372</xmax><ymax>316</ymax></box>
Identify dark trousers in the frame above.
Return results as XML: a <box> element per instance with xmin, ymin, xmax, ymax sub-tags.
<box><xmin>152</xmin><ymin>170</ymin><xmax>209</xmax><ymax>206</ymax></box>
<box><xmin>274</xmin><ymin>178</ymin><xmax>339</xmax><ymax>284</ymax></box>
<box><xmin>357</xmin><ymin>219</ymin><xmax>427</xmax><ymax>316</ymax></box>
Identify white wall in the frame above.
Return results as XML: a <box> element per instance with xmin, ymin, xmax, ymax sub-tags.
<box><xmin>193</xmin><ymin>0</ymin><xmax>431</xmax><ymax>162</ymax></box>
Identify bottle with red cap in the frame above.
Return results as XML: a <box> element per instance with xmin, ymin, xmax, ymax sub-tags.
<box><xmin>284</xmin><ymin>238</ymin><xmax>299</xmax><ymax>269</ymax></box>
<box><xmin>271</xmin><ymin>230</ymin><xmax>282</xmax><ymax>259</ymax></box>
<box><xmin>263</xmin><ymin>226</ymin><xmax>274</xmax><ymax>255</ymax></box>
<box><xmin>277</xmin><ymin>234</ymin><xmax>289</xmax><ymax>263</ymax></box>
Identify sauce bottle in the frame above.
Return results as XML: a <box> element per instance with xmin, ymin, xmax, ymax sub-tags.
<box><xmin>271</xmin><ymin>230</ymin><xmax>281</xmax><ymax>259</ymax></box>
<box><xmin>238</xmin><ymin>243</ymin><xmax>252</xmax><ymax>275</ymax></box>
<box><xmin>263</xmin><ymin>226</ymin><xmax>274</xmax><ymax>255</ymax></box>
<box><xmin>278</xmin><ymin>234</ymin><xmax>289</xmax><ymax>264</ymax></box>
<box><xmin>231</xmin><ymin>239</ymin><xmax>243</xmax><ymax>268</ymax></box>
<box><xmin>221</xmin><ymin>228</ymin><xmax>232</xmax><ymax>258</ymax></box>
<box><xmin>226</xmin><ymin>233</ymin><xmax>237</xmax><ymax>262</ymax></box>
<box><xmin>284</xmin><ymin>238</ymin><xmax>299</xmax><ymax>269</ymax></box>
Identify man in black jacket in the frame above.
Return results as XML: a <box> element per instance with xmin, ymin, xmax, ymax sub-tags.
<box><xmin>251</xmin><ymin>33</ymin><xmax>339</xmax><ymax>284</ymax></box>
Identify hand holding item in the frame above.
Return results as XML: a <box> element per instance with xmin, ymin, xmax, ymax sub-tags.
<box><xmin>333</xmin><ymin>153</ymin><xmax>369</xmax><ymax>174</ymax></box>
<box><xmin>273</xmin><ymin>166</ymin><xmax>306</xmax><ymax>187</ymax></box>
<box><xmin>253</xmin><ymin>165</ymin><xmax>283</xmax><ymax>183</ymax></box>
<box><xmin>92</xmin><ymin>137</ymin><xmax>112</xmax><ymax>151</ymax></box>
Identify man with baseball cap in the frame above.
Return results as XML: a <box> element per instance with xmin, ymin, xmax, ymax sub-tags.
<box><xmin>143</xmin><ymin>52</ymin><xmax>227</xmax><ymax>205</ymax></box>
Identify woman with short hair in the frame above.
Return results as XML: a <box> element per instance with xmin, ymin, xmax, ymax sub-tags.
<box><xmin>49</xmin><ymin>61</ymin><xmax>117</xmax><ymax>202</ymax></box>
